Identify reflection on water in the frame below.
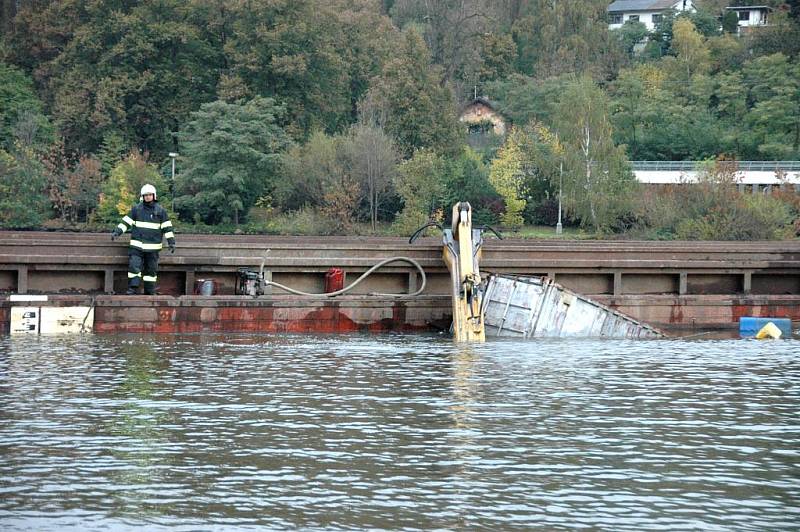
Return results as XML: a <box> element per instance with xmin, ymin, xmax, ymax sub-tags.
<box><xmin>0</xmin><ymin>333</ymin><xmax>798</xmax><ymax>530</ymax></box>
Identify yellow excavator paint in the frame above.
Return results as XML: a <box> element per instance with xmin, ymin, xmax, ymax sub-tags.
<box><xmin>442</xmin><ymin>202</ymin><xmax>486</xmax><ymax>342</ymax></box>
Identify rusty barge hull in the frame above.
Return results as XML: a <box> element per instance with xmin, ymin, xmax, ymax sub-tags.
<box><xmin>1</xmin><ymin>295</ymin><xmax>451</xmax><ymax>335</ymax></box>
<box><xmin>2</xmin><ymin>293</ymin><xmax>797</xmax><ymax>335</ymax></box>
<box><xmin>1</xmin><ymin>232</ymin><xmax>799</xmax><ymax>334</ymax></box>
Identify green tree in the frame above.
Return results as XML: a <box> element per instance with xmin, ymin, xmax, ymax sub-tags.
<box><xmin>614</xmin><ymin>20</ymin><xmax>648</xmax><ymax>57</ymax></box>
<box><xmin>96</xmin><ymin>150</ymin><xmax>168</xmax><ymax>224</ymax></box>
<box><xmin>443</xmin><ymin>147</ymin><xmax>501</xmax><ymax>226</ymax></box>
<box><xmin>488</xmin><ymin>128</ymin><xmax>527</xmax><ymax>228</ymax></box>
<box><xmin>227</xmin><ymin>0</ymin><xmax>395</xmax><ymax>138</ymax></box>
<box><xmin>721</xmin><ymin>10</ymin><xmax>739</xmax><ymax>34</ymax></box>
<box><xmin>744</xmin><ymin>53</ymin><xmax>800</xmax><ymax>158</ymax></box>
<box><xmin>671</xmin><ymin>18</ymin><xmax>711</xmax><ymax>78</ymax></box>
<box><xmin>0</xmin><ymin>145</ymin><xmax>48</xmax><ymax>228</ymax></box>
<box><xmin>707</xmin><ymin>34</ymin><xmax>746</xmax><ymax>73</ymax></box>
<box><xmin>512</xmin><ymin>0</ymin><xmax>617</xmax><ymax>78</ymax></box>
<box><xmin>477</xmin><ymin>33</ymin><xmax>517</xmax><ymax>85</ymax></box>
<box><xmin>0</xmin><ymin>63</ymin><xmax>52</xmax><ymax>151</ymax></box>
<box><xmin>13</xmin><ymin>0</ymin><xmax>225</xmax><ymax>157</ymax></box>
<box><xmin>555</xmin><ymin>76</ymin><xmax>635</xmax><ymax>232</ymax></box>
<box><xmin>176</xmin><ymin>97</ymin><xmax>292</xmax><ymax>225</ymax></box>
<box><xmin>486</xmin><ymin>73</ymin><xmax>570</xmax><ymax>131</ymax></box>
<box><xmin>277</xmin><ymin>130</ymin><xmax>340</xmax><ymax>212</ymax></box>
<box><xmin>748</xmin><ymin>11</ymin><xmax>800</xmax><ymax>58</ymax></box>
<box><xmin>365</xmin><ymin>27</ymin><xmax>463</xmax><ymax>157</ymax></box>
<box><xmin>687</xmin><ymin>9</ymin><xmax>721</xmax><ymax>38</ymax></box>
<box><xmin>389</xmin><ymin>0</ymin><xmax>494</xmax><ymax>89</ymax></box>
<box><xmin>393</xmin><ymin>149</ymin><xmax>449</xmax><ymax>234</ymax></box>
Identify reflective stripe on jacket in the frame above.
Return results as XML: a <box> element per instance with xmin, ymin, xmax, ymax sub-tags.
<box><xmin>116</xmin><ymin>201</ymin><xmax>175</xmax><ymax>251</ymax></box>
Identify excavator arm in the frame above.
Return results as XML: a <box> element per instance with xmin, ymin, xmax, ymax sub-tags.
<box><xmin>442</xmin><ymin>202</ymin><xmax>486</xmax><ymax>342</ymax></box>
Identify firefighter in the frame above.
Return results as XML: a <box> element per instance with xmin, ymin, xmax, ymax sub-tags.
<box><xmin>111</xmin><ymin>184</ymin><xmax>176</xmax><ymax>295</ymax></box>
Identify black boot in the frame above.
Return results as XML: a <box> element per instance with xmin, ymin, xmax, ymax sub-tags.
<box><xmin>126</xmin><ymin>287</ymin><xmax>137</xmax><ymax>295</ymax></box>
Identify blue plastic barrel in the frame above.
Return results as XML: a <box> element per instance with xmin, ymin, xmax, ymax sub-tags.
<box><xmin>739</xmin><ymin>317</ymin><xmax>792</xmax><ymax>338</ymax></box>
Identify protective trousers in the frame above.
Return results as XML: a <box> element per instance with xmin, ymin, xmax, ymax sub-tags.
<box><xmin>128</xmin><ymin>248</ymin><xmax>160</xmax><ymax>295</ymax></box>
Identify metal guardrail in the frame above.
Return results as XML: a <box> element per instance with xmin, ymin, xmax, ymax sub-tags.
<box><xmin>632</xmin><ymin>161</ymin><xmax>800</xmax><ymax>172</ymax></box>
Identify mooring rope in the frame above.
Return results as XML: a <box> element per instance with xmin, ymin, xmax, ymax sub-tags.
<box><xmin>263</xmin><ymin>256</ymin><xmax>427</xmax><ymax>298</ymax></box>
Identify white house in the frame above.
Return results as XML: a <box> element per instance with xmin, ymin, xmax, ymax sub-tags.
<box><xmin>725</xmin><ymin>5</ymin><xmax>772</xmax><ymax>31</ymax></box>
<box><xmin>608</xmin><ymin>0</ymin><xmax>695</xmax><ymax>31</ymax></box>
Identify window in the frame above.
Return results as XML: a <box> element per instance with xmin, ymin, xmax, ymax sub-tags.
<box><xmin>610</xmin><ymin>14</ymin><xmax>622</xmax><ymax>24</ymax></box>
<box><xmin>739</xmin><ymin>11</ymin><xmax>750</xmax><ymax>21</ymax></box>
<box><xmin>652</xmin><ymin>14</ymin><xmax>662</xmax><ymax>24</ymax></box>
<box><xmin>628</xmin><ymin>15</ymin><xmax>639</xmax><ymax>22</ymax></box>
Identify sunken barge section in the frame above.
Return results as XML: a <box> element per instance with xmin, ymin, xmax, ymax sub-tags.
<box><xmin>1</xmin><ymin>231</ymin><xmax>798</xmax><ymax>334</ymax></box>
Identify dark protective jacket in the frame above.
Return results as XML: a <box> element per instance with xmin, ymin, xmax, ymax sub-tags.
<box><xmin>115</xmin><ymin>201</ymin><xmax>175</xmax><ymax>251</ymax></box>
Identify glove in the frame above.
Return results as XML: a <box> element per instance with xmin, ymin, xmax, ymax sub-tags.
<box><xmin>168</xmin><ymin>243</ymin><xmax>176</xmax><ymax>254</ymax></box>
<box><xmin>111</xmin><ymin>229</ymin><xmax>121</xmax><ymax>241</ymax></box>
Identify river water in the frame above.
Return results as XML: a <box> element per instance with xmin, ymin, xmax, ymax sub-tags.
<box><xmin>0</xmin><ymin>333</ymin><xmax>798</xmax><ymax>531</ymax></box>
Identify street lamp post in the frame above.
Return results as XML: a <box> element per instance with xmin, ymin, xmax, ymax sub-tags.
<box><xmin>556</xmin><ymin>160</ymin><xmax>563</xmax><ymax>235</ymax></box>
<box><xmin>168</xmin><ymin>152</ymin><xmax>178</xmax><ymax>213</ymax></box>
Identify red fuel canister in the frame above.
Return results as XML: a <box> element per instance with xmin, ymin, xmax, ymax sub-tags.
<box><xmin>324</xmin><ymin>268</ymin><xmax>345</xmax><ymax>293</ymax></box>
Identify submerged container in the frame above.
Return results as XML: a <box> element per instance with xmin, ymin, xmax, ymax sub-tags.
<box><xmin>739</xmin><ymin>317</ymin><xmax>792</xmax><ymax>338</ymax></box>
<box><xmin>194</xmin><ymin>279</ymin><xmax>217</xmax><ymax>296</ymax></box>
<box><xmin>324</xmin><ymin>268</ymin><xmax>345</xmax><ymax>293</ymax></box>
<box><xmin>482</xmin><ymin>274</ymin><xmax>665</xmax><ymax>339</ymax></box>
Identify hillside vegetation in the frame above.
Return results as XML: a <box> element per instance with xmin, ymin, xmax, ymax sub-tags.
<box><xmin>0</xmin><ymin>0</ymin><xmax>798</xmax><ymax>239</ymax></box>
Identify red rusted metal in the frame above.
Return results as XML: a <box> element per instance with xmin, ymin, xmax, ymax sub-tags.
<box><xmin>324</xmin><ymin>268</ymin><xmax>345</xmax><ymax>293</ymax></box>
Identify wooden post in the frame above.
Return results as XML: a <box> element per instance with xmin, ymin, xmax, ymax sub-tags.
<box><xmin>16</xmin><ymin>266</ymin><xmax>28</xmax><ymax>294</ymax></box>
<box><xmin>184</xmin><ymin>270</ymin><xmax>195</xmax><ymax>296</ymax></box>
<box><xmin>743</xmin><ymin>271</ymin><xmax>752</xmax><ymax>295</ymax></box>
<box><xmin>679</xmin><ymin>273</ymin><xmax>688</xmax><ymax>295</ymax></box>
<box><xmin>104</xmin><ymin>268</ymin><xmax>115</xmax><ymax>294</ymax></box>
<box><xmin>613</xmin><ymin>271</ymin><xmax>623</xmax><ymax>296</ymax></box>
<box><xmin>408</xmin><ymin>271</ymin><xmax>418</xmax><ymax>294</ymax></box>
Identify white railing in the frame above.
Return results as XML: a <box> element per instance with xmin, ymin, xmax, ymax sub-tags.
<box><xmin>632</xmin><ymin>161</ymin><xmax>800</xmax><ymax>172</ymax></box>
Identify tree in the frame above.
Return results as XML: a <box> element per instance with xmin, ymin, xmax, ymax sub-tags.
<box><xmin>44</xmin><ymin>140</ymin><xmax>103</xmax><ymax>223</ymax></box>
<box><xmin>96</xmin><ymin>150</ymin><xmax>167</xmax><ymax>224</ymax></box>
<box><xmin>389</xmin><ymin>0</ymin><xmax>493</xmax><ymax>91</ymax></box>
<box><xmin>226</xmin><ymin>0</ymin><xmax>395</xmax><ymax>138</ymax></box>
<box><xmin>13</xmin><ymin>0</ymin><xmax>225</xmax><ymax>157</ymax></box>
<box><xmin>277</xmin><ymin>130</ymin><xmax>341</xmax><ymax>212</ymax></box>
<box><xmin>555</xmin><ymin>76</ymin><xmax>635</xmax><ymax>232</ymax></box>
<box><xmin>176</xmin><ymin>97</ymin><xmax>292</xmax><ymax>225</ymax></box>
<box><xmin>488</xmin><ymin>128</ymin><xmax>527</xmax><ymax>228</ymax></box>
<box><xmin>748</xmin><ymin>11</ymin><xmax>800</xmax><ymax>58</ymax></box>
<box><xmin>511</xmin><ymin>0</ymin><xmax>617</xmax><ymax>79</ymax></box>
<box><xmin>443</xmin><ymin>148</ymin><xmax>501</xmax><ymax>226</ymax></box>
<box><xmin>714</xmin><ymin>71</ymin><xmax>753</xmax><ymax>156</ymax></box>
<box><xmin>671</xmin><ymin>18</ymin><xmax>711</xmax><ymax>78</ymax></box>
<box><xmin>365</xmin><ymin>27</ymin><xmax>463</xmax><ymax>157</ymax></box>
<box><xmin>0</xmin><ymin>63</ymin><xmax>52</xmax><ymax>151</ymax></box>
<box><xmin>744</xmin><ymin>53</ymin><xmax>800</xmax><ymax>158</ymax></box>
<box><xmin>687</xmin><ymin>9</ymin><xmax>721</xmax><ymax>38</ymax></box>
<box><xmin>342</xmin><ymin>123</ymin><xmax>398</xmax><ymax>231</ymax></box>
<box><xmin>478</xmin><ymin>33</ymin><xmax>517</xmax><ymax>85</ymax></box>
<box><xmin>614</xmin><ymin>20</ymin><xmax>648</xmax><ymax>58</ymax></box>
<box><xmin>721</xmin><ymin>10</ymin><xmax>739</xmax><ymax>34</ymax></box>
<box><xmin>0</xmin><ymin>145</ymin><xmax>48</xmax><ymax>228</ymax></box>
<box><xmin>486</xmin><ymin>73</ymin><xmax>571</xmax><ymax>131</ymax></box>
<box><xmin>393</xmin><ymin>149</ymin><xmax>449</xmax><ymax>234</ymax></box>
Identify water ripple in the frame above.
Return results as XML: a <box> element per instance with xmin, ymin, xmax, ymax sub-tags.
<box><xmin>0</xmin><ymin>333</ymin><xmax>798</xmax><ymax>530</ymax></box>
